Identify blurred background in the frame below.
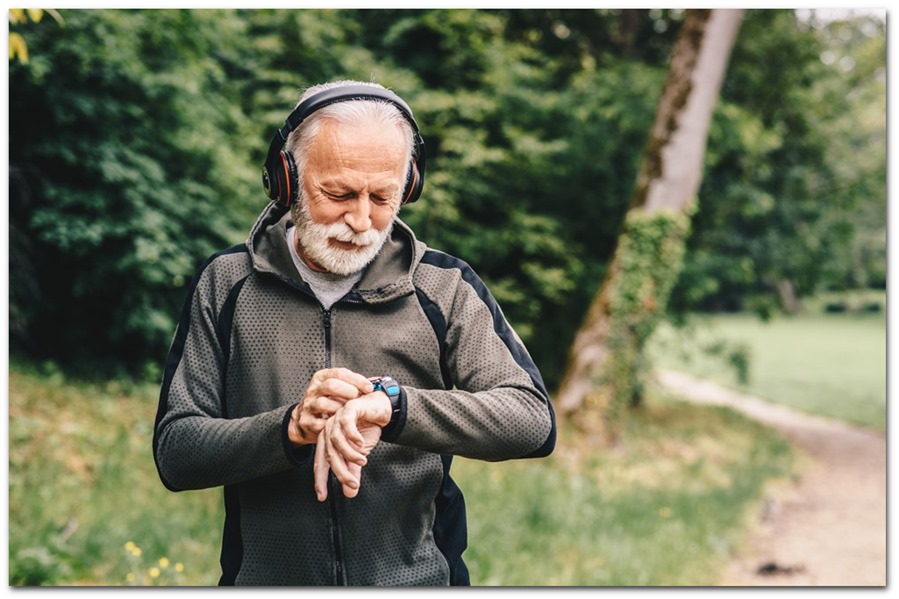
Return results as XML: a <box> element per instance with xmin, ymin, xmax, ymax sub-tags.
<box><xmin>7</xmin><ymin>8</ymin><xmax>886</xmax><ymax>586</ymax></box>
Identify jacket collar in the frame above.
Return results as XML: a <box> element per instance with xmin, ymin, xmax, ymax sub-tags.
<box><xmin>246</xmin><ymin>202</ymin><xmax>423</xmax><ymax>305</ymax></box>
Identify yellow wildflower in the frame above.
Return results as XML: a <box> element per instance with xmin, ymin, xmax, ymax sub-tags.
<box><xmin>149</xmin><ymin>567</ymin><xmax>161</xmax><ymax>578</ymax></box>
<box><xmin>174</xmin><ymin>563</ymin><xmax>185</xmax><ymax>573</ymax></box>
<box><xmin>159</xmin><ymin>557</ymin><xmax>170</xmax><ymax>568</ymax></box>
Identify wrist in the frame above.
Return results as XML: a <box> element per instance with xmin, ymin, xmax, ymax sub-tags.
<box><xmin>287</xmin><ymin>404</ymin><xmax>313</xmax><ymax>446</ymax></box>
<box><xmin>370</xmin><ymin>391</ymin><xmax>393</xmax><ymax>427</ymax></box>
<box><xmin>282</xmin><ymin>404</ymin><xmax>315</xmax><ymax>466</ymax></box>
<box><xmin>370</xmin><ymin>376</ymin><xmax>402</xmax><ymax>429</ymax></box>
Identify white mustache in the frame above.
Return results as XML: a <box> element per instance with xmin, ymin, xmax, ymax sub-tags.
<box><xmin>319</xmin><ymin>222</ymin><xmax>383</xmax><ymax>246</ymax></box>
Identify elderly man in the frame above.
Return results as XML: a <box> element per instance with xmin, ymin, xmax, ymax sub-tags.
<box><xmin>153</xmin><ymin>80</ymin><xmax>555</xmax><ymax>586</ymax></box>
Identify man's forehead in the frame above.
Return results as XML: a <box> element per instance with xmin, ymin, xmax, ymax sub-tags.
<box><xmin>315</xmin><ymin>118</ymin><xmax>406</xmax><ymax>148</ymax></box>
<box><xmin>308</xmin><ymin>120</ymin><xmax>407</xmax><ymax>172</ymax></box>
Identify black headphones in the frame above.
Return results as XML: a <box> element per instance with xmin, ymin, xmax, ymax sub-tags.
<box><xmin>261</xmin><ymin>85</ymin><xmax>427</xmax><ymax>208</ymax></box>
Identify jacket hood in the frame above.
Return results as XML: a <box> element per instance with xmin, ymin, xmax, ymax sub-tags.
<box><xmin>245</xmin><ymin>201</ymin><xmax>425</xmax><ymax>305</ymax></box>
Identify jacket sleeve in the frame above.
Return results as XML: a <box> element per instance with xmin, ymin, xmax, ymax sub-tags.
<box><xmin>152</xmin><ymin>250</ymin><xmax>304</xmax><ymax>492</ymax></box>
<box><xmin>386</xmin><ymin>254</ymin><xmax>556</xmax><ymax>461</ymax></box>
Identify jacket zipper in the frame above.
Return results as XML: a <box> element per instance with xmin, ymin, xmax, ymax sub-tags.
<box><xmin>280</xmin><ymin>275</ymin><xmax>352</xmax><ymax>585</ymax></box>
<box><xmin>323</xmin><ymin>308</ymin><xmax>332</xmax><ymax>368</ymax></box>
<box><xmin>329</xmin><ymin>475</ymin><xmax>345</xmax><ymax>585</ymax></box>
<box><xmin>322</xmin><ymin>307</ymin><xmax>347</xmax><ymax>585</ymax></box>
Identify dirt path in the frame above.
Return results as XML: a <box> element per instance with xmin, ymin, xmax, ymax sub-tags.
<box><xmin>656</xmin><ymin>370</ymin><xmax>886</xmax><ymax>587</ymax></box>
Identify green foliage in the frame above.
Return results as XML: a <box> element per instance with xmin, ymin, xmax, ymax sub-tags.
<box><xmin>8</xmin><ymin>9</ymin><xmax>65</xmax><ymax>64</ymax></box>
<box><xmin>8</xmin><ymin>8</ymin><xmax>885</xmax><ymax>388</ymax></box>
<box><xmin>599</xmin><ymin>210</ymin><xmax>691</xmax><ymax>434</ymax></box>
<box><xmin>672</xmin><ymin>9</ymin><xmax>886</xmax><ymax>317</ymax></box>
<box><xmin>9</xmin><ymin>9</ymin><xmax>260</xmax><ymax>372</ymax></box>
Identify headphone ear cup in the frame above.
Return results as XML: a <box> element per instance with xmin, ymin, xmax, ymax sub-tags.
<box><xmin>275</xmin><ymin>150</ymin><xmax>299</xmax><ymax>208</ymax></box>
<box><xmin>403</xmin><ymin>159</ymin><xmax>423</xmax><ymax>204</ymax></box>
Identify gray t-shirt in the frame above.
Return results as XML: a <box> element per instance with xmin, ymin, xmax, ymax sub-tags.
<box><xmin>286</xmin><ymin>226</ymin><xmax>363</xmax><ymax>310</ymax></box>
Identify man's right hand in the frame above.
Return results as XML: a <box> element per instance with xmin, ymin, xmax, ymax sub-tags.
<box><xmin>288</xmin><ymin>368</ymin><xmax>374</xmax><ymax>445</ymax></box>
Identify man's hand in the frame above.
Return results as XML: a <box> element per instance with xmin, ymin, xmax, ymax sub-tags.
<box><xmin>288</xmin><ymin>368</ymin><xmax>374</xmax><ymax>446</ymax></box>
<box><xmin>314</xmin><ymin>391</ymin><xmax>392</xmax><ymax>501</ymax></box>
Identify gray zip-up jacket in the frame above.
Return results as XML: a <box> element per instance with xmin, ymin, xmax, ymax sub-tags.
<box><xmin>153</xmin><ymin>202</ymin><xmax>556</xmax><ymax>586</ymax></box>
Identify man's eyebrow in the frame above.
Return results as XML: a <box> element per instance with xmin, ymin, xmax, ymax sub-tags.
<box><xmin>319</xmin><ymin>182</ymin><xmax>401</xmax><ymax>194</ymax></box>
<box><xmin>372</xmin><ymin>184</ymin><xmax>401</xmax><ymax>195</ymax></box>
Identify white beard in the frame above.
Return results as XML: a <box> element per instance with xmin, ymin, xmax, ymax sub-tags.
<box><xmin>293</xmin><ymin>200</ymin><xmax>395</xmax><ymax>276</ymax></box>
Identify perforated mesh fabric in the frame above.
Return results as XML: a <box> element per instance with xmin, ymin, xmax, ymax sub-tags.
<box><xmin>154</xmin><ymin>206</ymin><xmax>554</xmax><ymax>586</ymax></box>
<box><xmin>401</xmin><ymin>256</ymin><xmax>553</xmax><ymax>460</ymax></box>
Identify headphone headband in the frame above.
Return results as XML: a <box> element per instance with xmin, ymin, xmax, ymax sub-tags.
<box><xmin>262</xmin><ymin>85</ymin><xmax>426</xmax><ymax>207</ymax></box>
<box><xmin>282</xmin><ymin>85</ymin><xmax>420</xmax><ymax>139</ymax></box>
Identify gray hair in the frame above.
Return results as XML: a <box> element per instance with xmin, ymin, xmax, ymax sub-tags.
<box><xmin>285</xmin><ymin>80</ymin><xmax>415</xmax><ymax>210</ymax></box>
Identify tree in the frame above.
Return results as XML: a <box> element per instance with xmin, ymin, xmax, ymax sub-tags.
<box><xmin>670</xmin><ymin>10</ymin><xmax>886</xmax><ymax>317</ymax></box>
<box><xmin>11</xmin><ymin>8</ymin><xmax>875</xmax><ymax>384</ymax></box>
<box><xmin>9</xmin><ymin>10</ymin><xmax>261</xmax><ymax>372</ymax></box>
<box><xmin>555</xmin><ymin>9</ymin><xmax>744</xmax><ymax>440</ymax></box>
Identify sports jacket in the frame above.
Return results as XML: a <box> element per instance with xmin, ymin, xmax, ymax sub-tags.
<box><xmin>153</xmin><ymin>202</ymin><xmax>556</xmax><ymax>586</ymax></box>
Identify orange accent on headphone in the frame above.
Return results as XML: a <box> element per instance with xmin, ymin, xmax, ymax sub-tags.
<box><xmin>279</xmin><ymin>152</ymin><xmax>292</xmax><ymax>206</ymax></box>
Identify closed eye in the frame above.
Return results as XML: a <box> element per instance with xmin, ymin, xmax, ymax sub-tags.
<box><xmin>321</xmin><ymin>187</ymin><xmax>354</xmax><ymax>201</ymax></box>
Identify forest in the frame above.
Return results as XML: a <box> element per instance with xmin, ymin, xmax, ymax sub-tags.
<box><xmin>9</xmin><ymin>8</ymin><xmax>886</xmax><ymax>389</ymax></box>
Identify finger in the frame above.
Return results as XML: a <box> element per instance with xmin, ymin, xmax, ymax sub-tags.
<box><xmin>342</xmin><ymin>462</ymin><xmax>363</xmax><ymax>499</ymax></box>
<box><xmin>313</xmin><ymin>368</ymin><xmax>374</xmax><ymax>395</ymax></box>
<box><xmin>331</xmin><ymin>427</ymin><xmax>368</xmax><ymax>467</ymax></box>
<box><xmin>339</xmin><ymin>404</ymin><xmax>367</xmax><ymax>446</ymax></box>
<box><xmin>299</xmin><ymin>399</ymin><xmax>344</xmax><ymax>437</ymax></box>
<box><xmin>323</xmin><ymin>425</ymin><xmax>359</xmax><ymax>493</ymax></box>
<box><xmin>301</xmin><ymin>396</ymin><xmax>346</xmax><ymax>419</ymax></box>
<box><xmin>299</xmin><ymin>413</ymin><xmax>326</xmax><ymax>438</ymax></box>
<box><xmin>315</xmin><ymin>378</ymin><xmax>368</xmax><ymax>402</ymax></box>
<box><xmin>313</xmin><ymin>437</ymin><xmax>329</xmax><ymax>502</ymax></box>
<box><xmin>331</xmin><ymin>411</ymin><xmax>368</xmax><ymax>466</ymax></box>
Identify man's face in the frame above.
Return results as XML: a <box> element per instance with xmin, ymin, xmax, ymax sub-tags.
<box><xmin>293</xmin><ymin>119</ymin><xmax>407</xmax><ymax>275</ymax></box>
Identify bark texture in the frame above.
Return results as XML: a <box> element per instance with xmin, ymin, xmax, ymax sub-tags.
<box><xmin>556</xmin><ymin>10</ymin><xmax>745</xmax><ymax>435</ymax></box>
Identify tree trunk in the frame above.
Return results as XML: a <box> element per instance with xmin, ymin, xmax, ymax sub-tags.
<box><xmin>556</xmin><ymin>9</ymin><xmax>744</xmax><ymax>439</ymax></box>
<box><xmin>777</xmin><ymin>279</ymin><xmax>802</xmax><ymax>314</ymax></box>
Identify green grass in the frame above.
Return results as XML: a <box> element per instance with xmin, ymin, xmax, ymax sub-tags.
<box><xmin>8</xmin><ymin>362</ymin><xmax>224</xmax><ymax>586</ymax></box>
<box><xmin>8</xmin><ymin>361</ymin><xmax>793</xmax><ymax>586</ymax></box>
<box><xmin>648</xmin><ymin>310</ymin><xmax>887</xmax><ymax>431</ymax></box>
<box><xmin>454</xmin><ymin>397</ymin><xmax>793</xmax><ymax>586</ymax></box>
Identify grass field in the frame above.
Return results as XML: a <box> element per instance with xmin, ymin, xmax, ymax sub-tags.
<box><xmin>8</xmin><ymin>363</ymin><xmax>223</xmax><ymax>586</ymax></box>
<box><xmin>649</xmin><ymin>310</ymin><xmax>887</xmax><ymax>431</ymax></box>
<box><xmin>453</xmin><ymin>398</ymin><xmax>793</xmax><ymax>586</ymax></box>
<box><xmin>7</xmin><ymin>361</ymin><xmax>793</xmax><ymax>587</ymax></box>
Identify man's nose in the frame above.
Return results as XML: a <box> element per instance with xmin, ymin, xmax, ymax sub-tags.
<box><xmin>344</xmin><ymin>197</ymin><xmax>372</xmax><ymax>233</ymax></box>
